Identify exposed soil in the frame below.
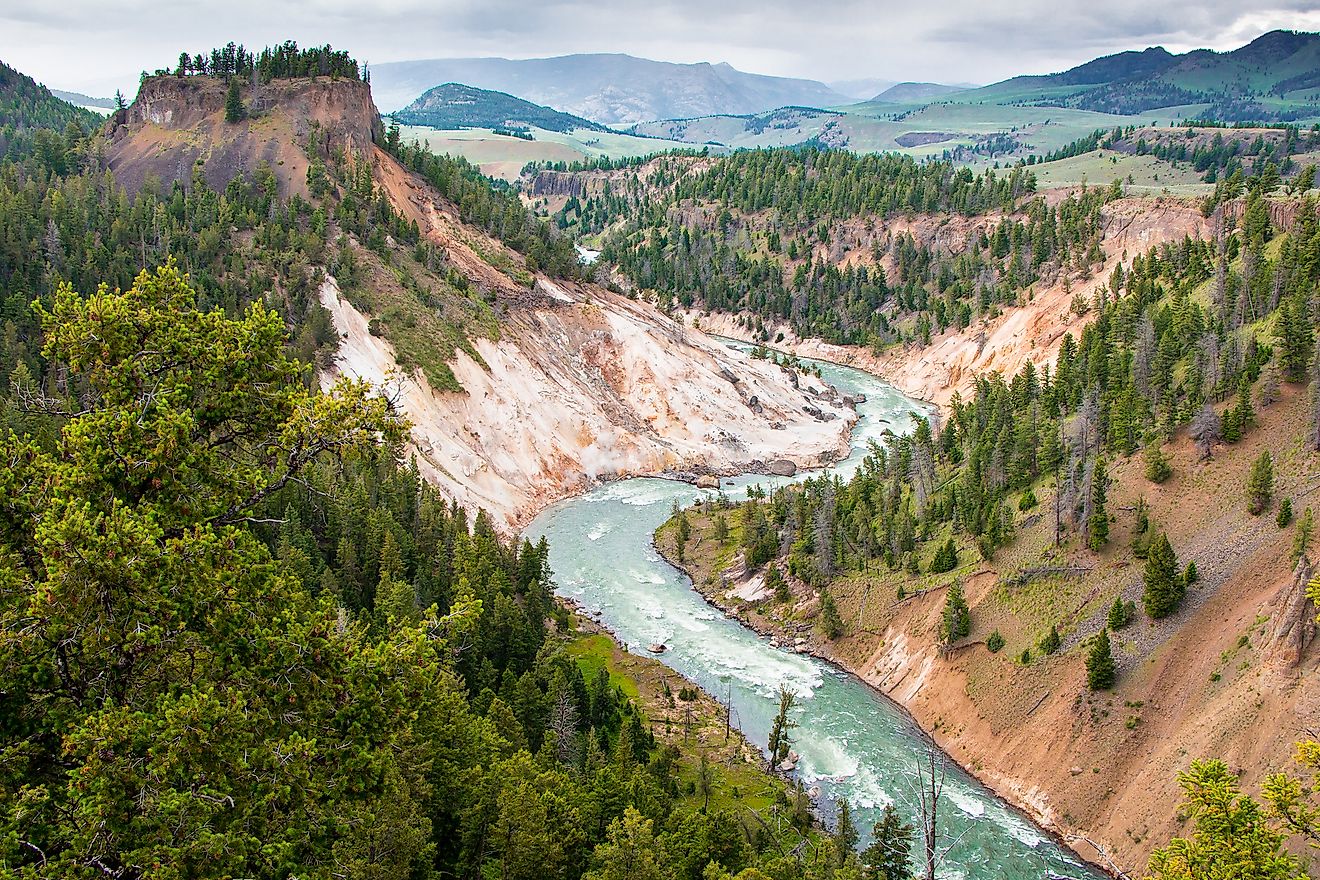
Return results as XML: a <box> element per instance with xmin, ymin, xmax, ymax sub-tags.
<box><xmin>661</xmin><ymin>387</ymin><xmax>1319</xmax><ymax>874</ymax></box>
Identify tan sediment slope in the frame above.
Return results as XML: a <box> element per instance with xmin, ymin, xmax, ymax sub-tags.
<box><xmin>667</xmin><ymin>365</ymin><xmax>1318</xmax><ymax>875</ymax></box>
<box><xmin>321</xmin><ymin>273</ymin><xmax>855</xmax><ymax>531</ymax></box>
<box><xmin>663</xmin><ymin>192</ymin><xmax>1317</xmax><ymax>872</ymax></box>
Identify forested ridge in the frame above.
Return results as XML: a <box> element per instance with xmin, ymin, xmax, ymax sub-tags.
<box><xmin>0</xmin><ymin>58</ymin><xmax>100</xmax><ymax>165</ymax></box>
<box><xmin>580</xmin><ymin>147</ymin><xmax>1121</xmax><ymax>347</ymax></box>
<box><xmin>672</xmin><ymin>185</ymin><xmax>1317</xmax><ymax>628</ymax></box>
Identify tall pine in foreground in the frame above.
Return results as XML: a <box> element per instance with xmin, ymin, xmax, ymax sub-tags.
<box><xmin>863</xmin><ymin>804</ymin><xmax>914</xmax><ymax>880</ymax></box>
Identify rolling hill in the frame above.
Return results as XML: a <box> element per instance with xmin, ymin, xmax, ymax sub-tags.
<box><xmin>368</xmin><ymin>53</ymin><xmax>848</xmax><ymax>124</ymax></box>
<box><xmin>870</xmin><ymin>81</ymin><xmax>968</xmax><ymax>102</ymax></box>
<box><xmin>394</xmin><ymin>82</ymin><xmax>609</xmax><ymax>133</ymax></box>
<box><xmin>615</xmin><ymin>31</ymin><xmax>1320</xmax><ymax>159</ymax></box>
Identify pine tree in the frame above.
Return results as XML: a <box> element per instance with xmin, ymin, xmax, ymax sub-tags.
<box><xmin>1223</xmin><ymin>376</ymin><xmax>1254</xmax><ymax>443</ymax></box>
<box><xmin>1247</xmin><ymin>451</ymin><xmax>1274</xmax><ymax>516</ymax></box>
<box><xmin>863</xmin><ymin>804</ymin><xmax>914</xmax><ymax>880</ymax></box>
<box><xmin>1107</xmin><ymin>596</ymin><xmax>1133</xmax><ymax>629</ymax></box>
<box><xmin>1293</xmin><ymin>508</ymin><xmax>1315</xmax><ymax>564</ymax></box>
<box><xmin>1277</xmin><ymin>498</ymin><xmax>1294</xmax><ymax>528</ymax></box>
<box><xmin>818</xmin><ymin>589</ymin><xmax>843</xmax><ymax>639</ymax></box>
<box><xmin>834</xmin><ymin>798</ymin><xmax>859</xmax><ymax>864</ymax></box>
<box><xmin>1039</xmin><ymin>624</ymin><xmax>1062</xmax><ymax>655</ymax></box>
<box><xmin>225</xmin><ymin>77</ymin><xmax>246</xmax><ymax>123</ymax></box>
<box><xmin>928</xmin><ymin>537</ymin><xmax>958</xmax><ymax>573</ymax></box>
<box><xmin>766</xmin><ymin>564</ymin><xmax>790</xmax><ymax>603</ymax></box>
<box><xmin>766</xmin><ymin>686</ymin><xmax>797</xmax><ymax>771</ymax></box>
<box><xmin>1087</xmin><ymin>457</ymin><xmax>1110</xmax><ymax>551</ymax></box>
<box><xmin>1144</xmin><ymin>443</ymin><xmax>1172</xmax><ymax>483</ymax></box>
<box><xmin>1086</xmin><ymin>629</ymin><xmax>1116</xmax><ymax>690</ymax></box>
<box><xmin>1143</xmin><ymin>532</ymin><xmax>1183</xmax><ymax>618</ymax></box>
<box><xmin>941</xmin><ymin>581</ymin><xmax>971</xmax><ymax>643</ymax></box>
<box><xmin>1277</xmin><ymin>294</ymin><xmax>1314</xmax><ymax>382</ymax></box>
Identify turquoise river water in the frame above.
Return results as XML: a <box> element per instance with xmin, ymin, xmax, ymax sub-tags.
<box><xmin>526</xmin><ymin>344</ymin><xmax>1106</xmax><ymax>880</ymax></box>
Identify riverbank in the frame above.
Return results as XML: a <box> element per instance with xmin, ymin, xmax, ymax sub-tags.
<box><xmin>557</xmin><ymin>599</ymin><xmax>826</xmax><ymax>848</ymax></box>
<box><xmin>650</xmin><ymin>513</ymin><xmax>1121</xmax><ymax>877</ymax></box>
<box><xmin>654</xmin><ymin>382</ymin><xmax>1319</xmax><ymax>876</ymax></box>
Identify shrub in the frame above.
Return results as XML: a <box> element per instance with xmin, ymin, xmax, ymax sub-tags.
<box><xmin>1018</xmin><ymin>489</ymin><xmax>1038</xmax><ymax>511</ymax></box>
<box><xmin>1039</xmin><ymin>625</ymin><xmax>1062</xmax><ymax>655</ymax></box>
<box><xmin>929</xmin><ymin>537</ymin><xmax>958</xmax><ymax>574</ymax></box>
<box><xmin>1277</xmin><ymin>498</ymin><xmax>1293</xmax><ymax>529</ymax></box>
<box><xmin>986</xmin><ymin>630</ymin><xmax>1005</xmax><ymax>653</ymax></box>
<box><xmin>1107</xmin><ymin>596</ymin><xmax>1135</xmax><ymax>630</ymax></box>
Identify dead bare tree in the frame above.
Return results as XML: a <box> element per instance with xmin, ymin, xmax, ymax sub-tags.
<box><xmin>917</xmin><ymin>750</ymin><xmax>946</xmax><ymax>880</ymax></box>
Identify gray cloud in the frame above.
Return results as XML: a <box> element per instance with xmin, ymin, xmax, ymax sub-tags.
<box><xmin>0</xmin><ymin>0</ymin><xmax>1315</xmax><ymax>98</ymax></box>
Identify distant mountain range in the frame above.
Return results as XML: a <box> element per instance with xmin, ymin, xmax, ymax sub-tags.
<box><xmin>50</xmin><ymin>89</ymin><xmax>116</xmax><ymax>111</ymax></box>
<box><xmin>970</xmin><ymin>28</ymin><xmax>1320</xmax><ymax>120</ymax></box>
<box><xmin>369</xmin><ymin>53</ymin><xmax>848</xmax><ymax>124</ymax></box>
<box><xmin>0</xmin><ymin>60</ymin><xmax>101</xmax><ymax>132</ymax></box>
<box><xmin>394</xmin><ymin>83</ymin><xmax>609</xmax><ymax>133</ymax></box>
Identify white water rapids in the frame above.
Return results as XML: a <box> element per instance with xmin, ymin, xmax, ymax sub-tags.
<box><xmin>527</xmin><ymin>342</ymin><xmax>1106</xmax><ymax>879</ymax></box>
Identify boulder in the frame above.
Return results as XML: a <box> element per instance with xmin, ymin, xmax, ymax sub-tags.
<box><xmin>695</xmin><ymin>475</ymin><xmax>720</xmax><ymax>489</ymax></box>
<box><xmin>768</xmin><ymin>459</ymin><xmax>797</xmax><ymax>477</ymax></box>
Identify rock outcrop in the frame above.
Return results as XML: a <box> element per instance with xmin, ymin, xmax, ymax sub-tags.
<box><xmin>1267</xmin><ymin>558</ymin><xmax>1317</xmax><ymax>667</ymax></box>
<box><xmin>106</xmin><ymin>75</ymin><xmax>381</xmax><ymax>197</ymax></box>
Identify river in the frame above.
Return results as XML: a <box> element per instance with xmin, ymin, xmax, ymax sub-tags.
<box><xmin>526</xmin><ymin>343</ymin><xmax>1106</xmax><ymax>880</ymax></box>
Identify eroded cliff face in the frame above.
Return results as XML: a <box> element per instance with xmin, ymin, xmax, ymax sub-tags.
<box><xmin>105</xmin><ymin>75</ymin><xmax>380</xmax><ymax>197</ymax></box>
<box><xmin>684</xmin><ymin>195</ymin><xmax>1215</xmax><ymax>412</ymax></box>
<box><xmin>320</xmin><ymin>273</ymin><xmax>854</xmax><ymax>531</ymax></box>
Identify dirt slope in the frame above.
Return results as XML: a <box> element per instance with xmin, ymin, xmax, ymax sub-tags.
<box><xmin>321</xmin><ymin>272</ymin><xmax>854</xmax><ymax>530</ymax></box>
<box><xmin>104</xmin><ymin>75</ymin><xmax>858</xmax><ymax>532</ymax></box>
<box><xmin>671</xmin><ymin>386</ymin><xmax>1319</xmax><ymax>873</ymax></box>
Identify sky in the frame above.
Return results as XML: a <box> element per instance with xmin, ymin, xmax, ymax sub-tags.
<box><xmin>3</xmin><ymin>0</ymin><xmax>1320</xmax><ymax>98</ymax></box>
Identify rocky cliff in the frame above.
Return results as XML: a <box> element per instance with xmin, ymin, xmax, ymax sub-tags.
<box><xmin>106</xmin><ymin>75</ymin><xmax>381</xmax><ymax>197</ymax></box>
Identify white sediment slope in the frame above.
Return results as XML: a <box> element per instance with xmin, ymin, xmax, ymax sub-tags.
<box><xmin>319</xmin><ymin>275</ymin><xmax>856</xmax><ymax>530</ymax></box>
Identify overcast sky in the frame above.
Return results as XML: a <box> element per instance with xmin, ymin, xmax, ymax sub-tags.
<box><xmin>4</xmin><ymin>0</ymin><xmax>1320</xmax><ymax>98</ymax></box>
